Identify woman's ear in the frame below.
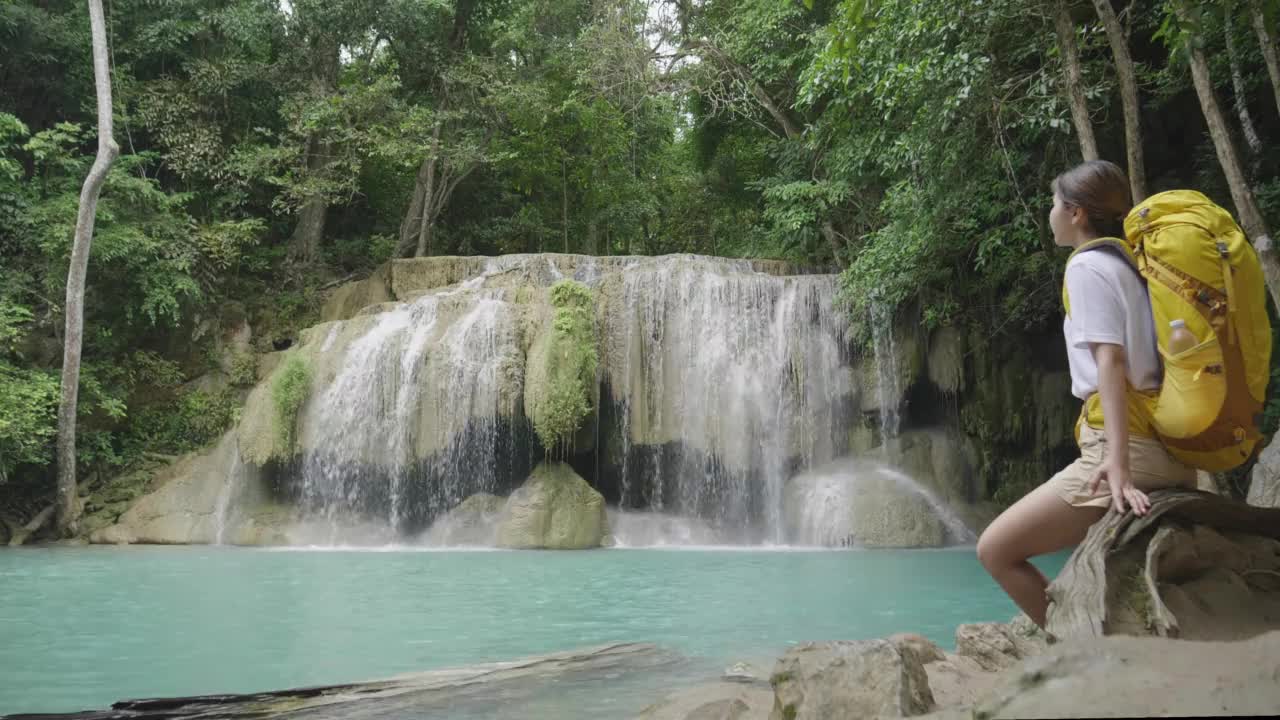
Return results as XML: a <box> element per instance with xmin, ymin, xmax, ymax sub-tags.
<box><xmin>1069</xmin><ymin>204</ymin><xmax>1086</xmax><ymax>227</ymax></box>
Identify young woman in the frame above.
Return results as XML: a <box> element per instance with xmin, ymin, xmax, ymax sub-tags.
<box><xmin>976</xmin><ymin>160</ymin><xmax>1197</xmax><ymax>629</ymax></box>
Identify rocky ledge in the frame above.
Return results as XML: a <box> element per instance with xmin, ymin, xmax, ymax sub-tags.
<box><xmin>643</xmin><ymin>488</ymin><xmax>1280</xmax><ymax>719</ymax></box>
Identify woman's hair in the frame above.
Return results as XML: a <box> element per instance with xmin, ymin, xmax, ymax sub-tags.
<box><xmin>1051</xmin><ymin>160</ymin><xmax>1132</xmax><ymax>239</ymax></box>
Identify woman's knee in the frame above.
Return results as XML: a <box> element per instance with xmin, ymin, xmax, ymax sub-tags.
<box><xmin>976</xmin><ymin>526</ymin><xmax>1011</xmax><ymax>572</ymax></box>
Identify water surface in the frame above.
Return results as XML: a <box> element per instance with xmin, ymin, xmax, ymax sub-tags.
<box><xmin>0</xmin><ymin>546</ymin><xmax>1068</xmax><ymax>716</ymax></box>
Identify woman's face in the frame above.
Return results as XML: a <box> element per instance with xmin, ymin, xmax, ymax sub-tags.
<box><xmin>1049</xmin><ymin>192</ymin><xmax>1083</xmax><ymax>248</ymax></box>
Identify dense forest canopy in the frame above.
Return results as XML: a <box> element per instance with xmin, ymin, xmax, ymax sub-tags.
<box><xmin>2</xmin><ymin>0</ymin><xmax>1279</xmax><ymax>493</ymax></box>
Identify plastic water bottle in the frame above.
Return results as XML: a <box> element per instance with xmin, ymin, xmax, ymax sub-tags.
<box><xmin>1168</xmin><ymin>319</ymin><xmax>1197</xmax><ymax>355</ymax></box>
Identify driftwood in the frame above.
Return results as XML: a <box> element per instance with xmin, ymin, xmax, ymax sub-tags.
<box><xmin>7</xmin><ymin>504</ymin><xmax>55</xmax><ymax>547</ymax></box>
<box><xmin>1046</xmin><ymin>489</ymin><xmax>1280</xmax><ymax>640</ymax></box>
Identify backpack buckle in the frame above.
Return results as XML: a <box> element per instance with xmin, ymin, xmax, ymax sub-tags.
<box><xmin>1216</xmin><ymin>241</ymin><xmax>1230</xmax><ymax>259</ymax></box>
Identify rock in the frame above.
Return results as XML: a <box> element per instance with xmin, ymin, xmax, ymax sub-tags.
<box><xmin>639</xmin><ymin>682</ymin><xmax>772</xmax><ymax>720</ymax></box>
<box><xmin>783</xmin><ymin>461</ymin><xmax>952</xmax><ymax>547</ymax></box>
<box><xmin>954</xmin><ymin>622</ymin><xmax>1022</xmax><ymax>672</ymax></box>
<box><xmin>722</xmin><ymin>661</ymin><xmax>765</xmax><ymax>683</ymax></box>
<box><xmin>973</xmin><ymin>631</ymin><xmax>1280</xmax><ymax>719</ymax></box>
<box><xmin>1046</xmin><ymin>490</ymin><xmax>1280</xmax><ymax>642</ymax></box>
<box><xmin>925</xmin><ymin>325</ymin><xmax>965</xmax><ymax>394</ymax></box>
<box><xmin>1249</xmin><ymin>439</ymin><xmax>1280</xmax><ymax>508</ymax></box>
<box><xmin>423</xmin><ymin>493</ymin><xmax>505</xmax><ymax>546</ymax></box>
<box><xmin>524</xmin><ymin>281</ymin><xmax>597</xmax><ymax>450</ymax></box>
<box><xmin>768</xmin><ymin>639</ymin><xmax>934</xmax><ymax>720</ymax></box>
<box><xmin>888</xmin><ymin>633</ymin><xmax>947</xmax><ymax>666</ymax></box>
<box><xmin>495</xmin><ymin>463</ymin><xmax>607</xmax><ymax>549</ymax></box>
<box><xmin>919</xmin><ymin>652</ymin><xmax>995</xmax><ymax>711</ymax></box>
<box><xmin>89</xmin><ymin>431</ymin><xmax>288</xmax><ymax>545</ymax></box>
<box><xmin>320</xmin><ymin>263</ymin><xmax>393</xmax><ymax>322</ymax></box>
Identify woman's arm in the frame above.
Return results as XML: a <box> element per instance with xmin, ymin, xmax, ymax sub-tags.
<box><xmin>1087</xmin><ymin>341</ymin><xmax>1150</xmax><ymax>515</ymax></box>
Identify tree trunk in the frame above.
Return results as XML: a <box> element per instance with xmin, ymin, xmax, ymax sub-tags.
<box><xmin>288</xmin><ymin>135</ymin><xmax>329</xmax><ymax>265</ymax></box>
<box><xmin>561</xmin><ymin>157</ymin><xmax>569</xmax><ymax>254</ymax></box>
<box><xmin>1251</xmin><ymin>0</ymin><xmax>1280</xmax><ymax>118</ymax></box>
<box><xmin>287</xmin><ymin>41</ymin><xmax>339</xmax><ymax>265</ymax></box>
<box><xmin>820</xmin><ymin>221</ymin><xmax>846</xmax><ymax>270</ymax></box>
<box><xmin>57</xmin><ymin>0</ymin><xmax>118</xmax><ymax>538</ymax></box>
<box><xmin>1091</xmin><ymin>0</ymin><xmax>1146</xmax><ymax>202</ymax></box>
<box><xmin>1225</xmin><ymin>9</ymin><xmax>1263</xmax><ymax>161</ymax></box>
<box><xmin>414</xmin><ymin>121</ymin><xmax>443</xmax><ymax>258</ymax></box>
<box><xmin>1181</xmin><ymin>6</ymin><xmax>1280</xmax><ymax>307</ymax></box>
<box><xmin>1055</xmin><ymin>0</ymin><xmax>1099</xmax><ymax>161</ymax></box>
<box><xmin>1045</xmin><ymin>489</ymin><xmax>1280</xmax><ymax>639</ymax></box>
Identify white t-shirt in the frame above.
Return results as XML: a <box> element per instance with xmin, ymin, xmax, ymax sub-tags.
<box><xmin>1063</xmin><ymin>248</ymin><xmax>1162</xmax><ymax>400</ymax></box>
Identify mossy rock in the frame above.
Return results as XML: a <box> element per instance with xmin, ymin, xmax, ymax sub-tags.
<box><xmin>524</xmin><ymin>280</ymin><xmax>598</xmax><ymax>452</ymax></box>
<box><xmin>495</xmin><ymin>463</ymin><xmax>606</xmax><ymax>549</ymax></box>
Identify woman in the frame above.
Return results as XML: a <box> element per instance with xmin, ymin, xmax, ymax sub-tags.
<box><xmin>976</xmin><ymin>160</ymin><xmax>1196</xmax><ymax>629</ymax></box>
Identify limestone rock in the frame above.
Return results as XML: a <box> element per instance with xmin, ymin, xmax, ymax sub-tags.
<box><xmin>495</xmin><ymin>463</ymin><xmax>606</xmax><ymax>549</ymax></box>
<box><xmin>639</xmin><ymin>682</ymin><xmax>772</xmax><ymax>720</ymax></box>
<box><xmin>888</xmin><ymin>633</ymin><xmax>947</xmax><ymax>667</ymax></box>
<box><xmin>768</xmin><ymin>639</ymin><xmax>934</xmax><ymax>720</ymax></box>
<box><xmin>320</xmin><ymin>264</ymin><xmax>393</xmax><ymax>322</ymax></box>
<box><xmin>973</xmin><ymin>631</ymin><xmax>1280</xmax><ymax>719</ymax></box>
<box><xmin>423</xmin><ymin>493</ymin><xmax>504</xmax><ymax>546</ymax></box>
<box><xmin>1249</xmin><ymin>439</ymin><xmax>1280</xmax><ymax>508</ymax></box>
<box><xmin>954</xmin><ymin>622</ymin><xmax>1022</xmax><ymax>672</ymax></box>
<box><xmin>782</xmin><ymin>461</ymin><xmax>954</xmax><ymax>548</ymax></box>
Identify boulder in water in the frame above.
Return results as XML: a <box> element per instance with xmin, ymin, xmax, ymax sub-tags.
<box><xmin>495</xmin><ymin>463</ymin><xmax>607</xmax><ymax>549</ymax></box>
<box><xmin>423</xmin><ymin>493</ymin><xmax>504</xmax><ymax>546</ymax></box>
<box><xmin>769</xmin><ymin>639</ymin><xmax>934</xmax><ymax>719</ymax></box>
<box><xmin>782</xmin><ymin>461</ymin><xmax>960</xmax><ymax>548</ymax></box>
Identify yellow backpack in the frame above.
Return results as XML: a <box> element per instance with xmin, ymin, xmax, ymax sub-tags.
<box><xmin>1064</xmin><ymin>189</ymin><xmax>1272</xmax><ymax>472</ymax></box>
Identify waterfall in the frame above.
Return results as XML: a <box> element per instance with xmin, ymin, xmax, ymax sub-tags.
<box><xmin>294</xmin><ymin>276</ymin><xmax>523</xmax><ymax>538</ymax></box>
<box><xmin>238</xmin><ymin>254</ymin><xmax>986</xmax><ymax>547</ymax></box>
<box><xmin>785</xmin><ymin>459</ymin><xmax>975</xmax><ymax>547</ymax></box>
<box><xmin>869</xmin><ymin>301</ymin><xmax>901</xmax><ymax>450</ymax></box>
<box><xmin>605</xmin><ymin>257</ymin><xmax>853</xmax><ymax>542</ymax></box>
<box><xmin>213</xmin><ymin>445</ymin><xmax>245</xmax><ymax>545</ymax></box>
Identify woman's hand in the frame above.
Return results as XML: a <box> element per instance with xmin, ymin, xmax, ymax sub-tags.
<box><xmin>1087</xmin><ymin>454</ymin><xmax>1150</xmax><ymax>516</ymax></box>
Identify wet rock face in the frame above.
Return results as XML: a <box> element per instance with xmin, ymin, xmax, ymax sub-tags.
<box><xmin>495</xmin><ymin>462</ymin><xmax>607</xmax><ymax>550</ymax></box>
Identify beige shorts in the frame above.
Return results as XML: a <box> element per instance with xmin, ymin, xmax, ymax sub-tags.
<box><xmin>1046</xmin><ymin>424</ymin><xmax>1198</xmax><ymax>508</ymax></box>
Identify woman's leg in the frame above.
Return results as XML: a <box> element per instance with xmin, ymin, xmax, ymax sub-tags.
<box><xmin>976</xmin><ymin>481</ymin><xmax>1105</xmax><ymax>628</ymax></box>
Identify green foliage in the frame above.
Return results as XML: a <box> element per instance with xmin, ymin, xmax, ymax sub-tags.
<box><xmin>125</xmin><ymin>388</ymin><xmax>241</xmax><ymax>458</ymax></box>
<box><xmin>532</xmin><ymin>280</ymin><xmax>598</xmax><ymax>452</ymax></box>
<box><xmin>271</xmin><ymin>357</ymin><xmax>311</xmax><ymax>449</ymax></box>
<box><xmin>0</xmin><ymin>362</ymin><xmax>59</xmax><ymax>483</ymax></box>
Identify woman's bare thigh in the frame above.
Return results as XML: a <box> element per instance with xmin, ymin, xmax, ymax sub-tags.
<box><xmin>977</xmin><ymin>480</ymin><xmax>1106</xmax><ymax>567</ymax></box>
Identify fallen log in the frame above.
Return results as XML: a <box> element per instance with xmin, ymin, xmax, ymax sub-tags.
<box><xmin>7</xmin><ymin>504</ymin><xmax>55</xmax><ymax>547</ymax></box>
<box><xmin>1046</xmin><ymin>489</ymin><xmax>1280</xmax><ymax>641</ymax></box>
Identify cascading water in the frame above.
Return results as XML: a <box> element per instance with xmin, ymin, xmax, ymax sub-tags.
<box><xmin>869</xmin><ymin>301</ymin><xmax>901</xmax><ymax>450</ymax></box>
<box><xmin>240</xmin><ymin>253</ymin><xmax>976</xmax><ymax>547</ymax></box>
<box><xmin>213</xmin><ymin>446</ymin><xmax>245</xmax><ymax>545</ymax></box>
<box><xmin>785</xmin><ymin>459</ymin><xmax>976</xmax><ymax>547</ymax></box>
<box><xmin>605</xmin><ymin>257</ymin><xmax>853</xmax><ymax>543</ymax></box>
<box><xmin>293</xmin><ymin>277</ymin><xmax>524</xmax><ymax>539</ymax></box>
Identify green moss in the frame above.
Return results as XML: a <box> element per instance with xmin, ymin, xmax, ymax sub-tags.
<box><xmin>271</xmin><ymin>356</ymin><xmax>311</xmax><ymax>449</ymax></box>
<box><xmin>528</xmin><ymin>280</ymin><xmax>598</xmax><ymax>452</ymax></box>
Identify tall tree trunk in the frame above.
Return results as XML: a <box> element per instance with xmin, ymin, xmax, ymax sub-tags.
<box><xmin>1251</xmin><ymin>0</ymin><xmax>1280</xmax><ymax>117</ymax></box>
<box><xmin>414</xmin><ymin>121</ymin><xmax>443</xmax><ymax>258</ymax></box>
<box><xmin>1225</xmin><ymin>9</ymin><xmax>1263</xmax><ymax>161</ymax></box>
<box><xmin>1091</xmin><ymin>0</ymin><xmax>1147</xmax><ymax>201</ymax></box>
<box><xmin>57</xmin><ymin>0</ymin><xmax>118</xmax><ymax>537</ymax></box>
<box><xmin>561</xmin><ymin>157</ymin><xmax>569</xmax><ymax>254</ymax></box>
<box><xmin>1180</xmin><ymin>2</ymin><xmax>1280</xmax><ymax>307</ymax></box>
<box><xmin>288</xmin><ymin>42</ymin><xmax>339</xmax><ymax>266</ymax></box>
<box><xmin>288</xmin><ymin>135</ymin><xmax>329</xmax><ymax>265</ymax></box>
<box><xmin>1055</xmin><ymin>0</ymin><xmax>1100</xmax><ymax>161</ymax></box>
